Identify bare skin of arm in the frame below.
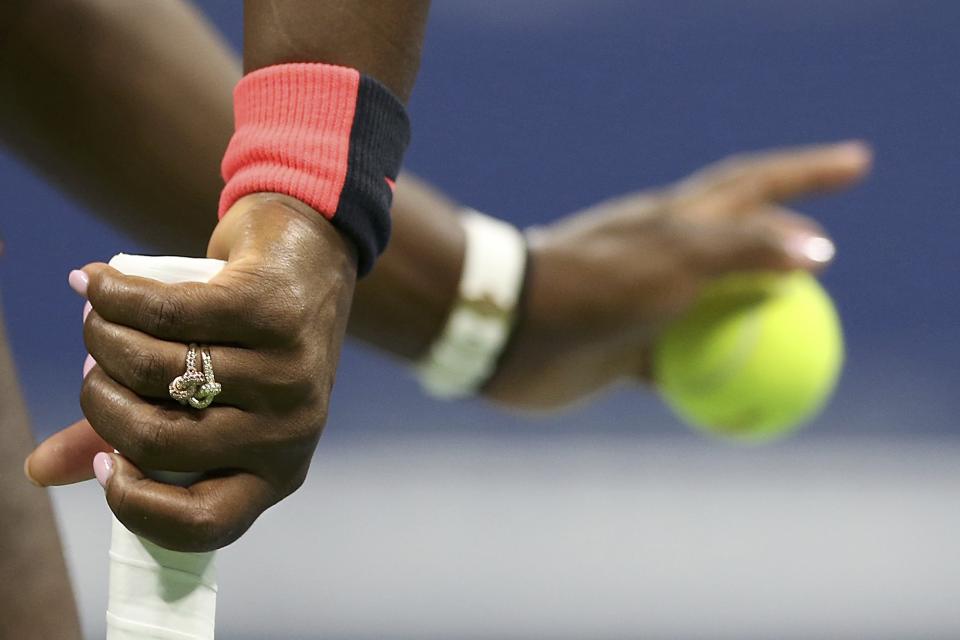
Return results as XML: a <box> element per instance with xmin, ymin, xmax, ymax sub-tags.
<box><xmin>15</xmin><ymin>2</ymin><xmax>871</xmax><ymax>493</ymax></box>
<box><xmin>4</xmin><ymin>0</ymin><xmax>868</xmax><ymax>597</ymax></box>
<box><xmin>0</xmin><ymin>1</ymin><xmax>236</xmax><ymax>634</ymax></box>
<box><xmin>0</xmin><ymin>0</ymin><xmax>454</xmax><ymax>349</ymax></box>
<box><xmin>0</xmin><ymin>0</ymin><xmax>232</xmax><ymax>256</ymax></box>
<box><xmin>1</xmin><ymin>1</ymin><xmax>448</xmax><ymax>484</ymax></box>
<box><xmin>0</xmin><ymin>307</ymin><xmax>80</xmax><ymax>639</ymax></box>
<box><xmin>0</xmin><ymin>2</ymin><xmax>870</xmax><ymax>628</ymax></box>
<box><xmin>243</xmin><ymin>0</ymin><xmax>428</xmax><ymax>99</ymax></box>
<box><xmin>0</xmin><ymin>0</ymin><xmax>431</xmax><ymax>627</ymax></box>
<box><xmin>22</xmin><ymin>0</ymin><xmax>433</xmax><ymax>554</ymax></box>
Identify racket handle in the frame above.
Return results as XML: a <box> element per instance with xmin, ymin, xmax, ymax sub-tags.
<box><xmin>106</xmin><ymin>515</ymin><xmax>217</xmax><ymax>639</ymax></box>
<box><xmin>104</xmin><ymin>254</ymin><xmax>225</xmax><ymax>640</ymax></box>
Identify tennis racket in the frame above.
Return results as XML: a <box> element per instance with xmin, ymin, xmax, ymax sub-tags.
<box><xmin>102</xmin><ymin>253</ymin><xmax>225</xmax><ymax>640</ymax></box>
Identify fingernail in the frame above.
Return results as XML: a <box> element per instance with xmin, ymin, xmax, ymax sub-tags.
<box><xmin>838</xmin><ymin>141</ymin><xmax>871</xmax><ymax>163</ymax></box>
<box><xmin>789</xmin><ymin>236</ymin><xmax>835</xmax><ymax>264</ymax></box>
<box><xmin>23</xmin><ymin>456</ymin><xmax>42</xmax><ymax>487</ymax></box>
<box><xmin>83</xmin><ymin>302</ymin><xmax>92</xmax><ymax>322</ymax></box>
<box><xmin>68</xmin><ymin>270</ymin><xmax>88</xmax><ymax>297</ymax></box>
<box><xmin>93</xmin><ymin>452</ymin><xmax>113</xmax><ymax>489</ymax></box>
<box><xmin>83</xmin><ymin>354</ymin><xmax>96</xmax><ymax>379</ymax></box>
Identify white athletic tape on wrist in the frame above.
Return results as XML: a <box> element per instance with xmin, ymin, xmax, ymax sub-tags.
<box><xmin>105</xmin><ymin>254</ymin><xmax>225</xmax><ymax>640</ymax></box>
<box><xmin>416</xmin><ymin>210</ymin><xmax>526</xmax><ymax>398</ymax></box>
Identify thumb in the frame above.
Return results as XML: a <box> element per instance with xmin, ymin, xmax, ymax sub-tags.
<box><xmin>24</xmin><ymin>419</ymin><xmax>112</xmax><ymax>487</ymax></box>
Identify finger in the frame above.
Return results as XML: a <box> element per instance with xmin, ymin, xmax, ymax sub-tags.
<box><xmin>100</xmin><ymin>453</ymin><xmax>276</xmax><ymax>552</ymax></box>
<box><xmin>25</xmin><ymin>419</ymin><xmax>111</xmax><ymax>487</ymax></box>
<box><xmin>80</xmin><ymin>366</ymin><xmax>265</xmax><ymax>472</ymax></box>
<box><xmin>83</xmin><ymin>263</ymin><xmax>287</xmax><ymax>345</ymax></box>
<box><xmin>84</xmin><ymin>310</ymin><xmax>291</xmax><ymax>409</ymax></box>
<box><xmin>689</xmin><ymin>141</ymin><xmax>872</xmax><ymax>207</ymax></box>
<box><xmin>686</xmin><ymin>210</ymin><xmax>835</xmax><ymax>275</ymax></box>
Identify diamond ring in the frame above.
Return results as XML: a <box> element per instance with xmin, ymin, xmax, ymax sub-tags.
<box><xmin>169</xmin><ymin>343</ymin><xmax>221</xmax><ymax>409</ymax></box>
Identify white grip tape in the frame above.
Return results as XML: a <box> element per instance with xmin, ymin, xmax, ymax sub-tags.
<box><xmin>105</xmin><ymin>254</ymin><xmax>225</xmax><ymax>640</ymax></box>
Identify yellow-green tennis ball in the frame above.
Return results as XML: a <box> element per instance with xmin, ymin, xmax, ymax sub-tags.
<box><xmin>654</xmin><ymin>271</ymin><xmax>843</xmax><ymax>442</ymax></box>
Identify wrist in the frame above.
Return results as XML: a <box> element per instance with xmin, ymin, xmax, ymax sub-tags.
<box><xmin>479</xmin><ymin>231</ymin><xmax>550</xmax><ymax>401</ymax></box>
<box><xmin>219</xmin><ymin>63</ymin><xmax>410</xmax><ymax>275</ymax></box>
<box><xmin>347</xmin><ymin>175</ymin><xmax>466</xmax><ymax>361</ymax></box>
<box><xmin>210</xmin><ymin>193</ymin><xmax>358</xmax><ymax>284</ymax></box>
<box><xmin>415</xmin><ymin>210</ymin><xmax>528</xmax><ymax>398</ymax></box>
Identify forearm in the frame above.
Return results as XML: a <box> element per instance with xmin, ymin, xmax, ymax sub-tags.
<box><xmin>242</xmin><ymin>0</ymin><xmax>446</xmax><ymax>345</ymax></box>
<box><xmin>350</xmin><ymin>174</ymin><xmax>464</xmax><ymax>360</ymax></box>
<box><xmin>61</xmin><ymin>1</ymin><xmax>435</xmax><ymax>548</ymax></box>
<box><xmin>0</xmin><ymin>0</ymin><xmax>456</xmax><ymax>359</ymax></box>
<box><xmin>0</xmin><ymin>0</ymin><xmax>237</xmax><ymax>255</ymax></box>
<box><xmin>0</xmin><ymin>309</ymin><xmax>81</xmax><ymax>639</ymax></box>
<box><xmin>243</xmin><ymin>0</ymin><xmax>429</xmax><ymax>100</ymax></box>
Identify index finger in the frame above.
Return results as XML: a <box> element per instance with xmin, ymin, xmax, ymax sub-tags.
<box><xmin>83</xmin><ymin>263</ymin><xmax>275</xmax><ymax>344</ymax></box>
<box><xmin>694</xmin><ymin>141</ymin><xmax>872</xmax><ymax>207</ymax></box>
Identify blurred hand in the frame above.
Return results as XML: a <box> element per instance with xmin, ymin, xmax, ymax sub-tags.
<box><xmin>26</xmin><ymin>194</ymin><xmax>356</xmax><ymax>551</ymax></box>
<box><xmin>483</xmin><ymin>141</ymin><xmax>871</xmax><ymax>410</ymax></box>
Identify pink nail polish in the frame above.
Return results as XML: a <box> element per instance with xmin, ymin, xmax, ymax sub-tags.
<box><xmin>68</xmin><ymin>270</ymin><xmax>89</xmax><ymax>297</ymax></box>
<box><xmin>83</xmin><ymin>301</ymin><xmax>92</xmax><ymax>322</ymax></box>
<box><xmin>837</xmin><ymin>141</ymin><xmax>871</xmax><ymax>164</ymax></box>
<box><xmin>93</xmin><ymin>452</ymin><xmax>113</xmax><ymax>489</ymax></box>
<box><xmin>788</xmin><ymin>236</ymin><xmax>835</xmax><ymax>265</ymax></box>
<box><xmin>83</xmin><ymin>354</ymin><xmax>96</xmax><ymax>379</ymax></box>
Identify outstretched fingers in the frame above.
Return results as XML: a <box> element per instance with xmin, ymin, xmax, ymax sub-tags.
<box><xmin>685</xmin><ymin>141</ymin><xmax>872</xmax><ymax>209</ymax></box>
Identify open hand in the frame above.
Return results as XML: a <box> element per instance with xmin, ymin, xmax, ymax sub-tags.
<box><xmin>483</xmin><ymin>142</ymin><xmax>871</xmax><ymax>410</ymax></box>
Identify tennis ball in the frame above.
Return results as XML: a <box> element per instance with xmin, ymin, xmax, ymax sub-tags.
<box><xmin>653</xmin><ymin>271</ymin><xmax>843</xmax><ymax>442</ymax></box>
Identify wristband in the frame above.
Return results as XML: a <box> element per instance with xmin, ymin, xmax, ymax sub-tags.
<box><xmin>416</xmin><ymin>210</ymin><xmax>528</xmax><ymax>398</ymax></box>
<box><xmin>219</xmin><ymin>63</ymin><xmax>410</xmax><ymax>275</ymax></box>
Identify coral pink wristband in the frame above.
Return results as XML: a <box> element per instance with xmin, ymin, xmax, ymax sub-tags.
<box><xmin>219</xmin><ymin>63</ymin><xmax>410</xmax><ymax>275</ymax></box>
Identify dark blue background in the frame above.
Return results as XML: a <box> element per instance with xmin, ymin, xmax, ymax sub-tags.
<box><xmin>1</xmin><ymin>1</ymin><xmax>956</xmax><ymax>440</ymax></box>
